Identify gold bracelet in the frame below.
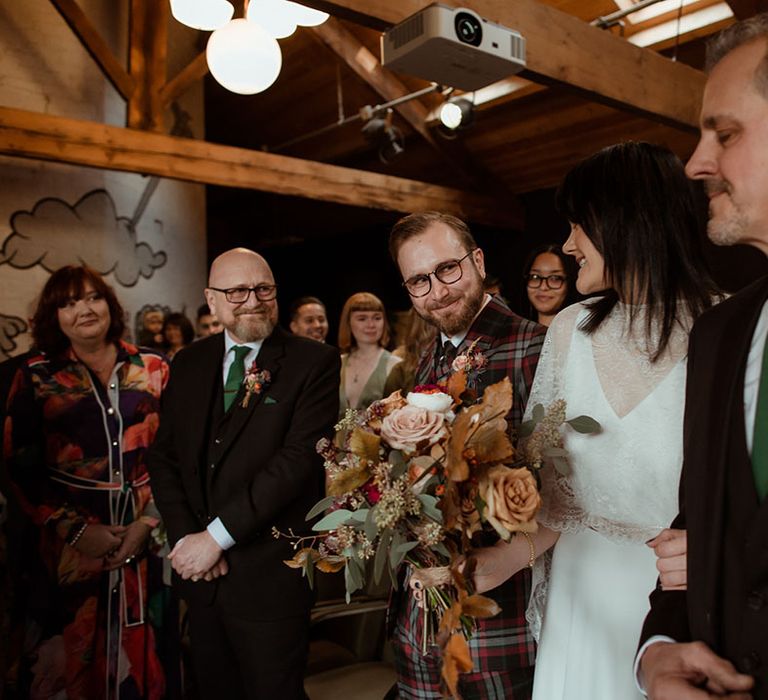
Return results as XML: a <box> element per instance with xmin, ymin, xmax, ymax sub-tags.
<box><xmin>521</xmin><ymin>531</ymin><xmax>535</xmax><ymax>569</ymax></box>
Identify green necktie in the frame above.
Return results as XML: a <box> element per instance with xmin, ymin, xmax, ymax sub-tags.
<box><xmin>224</xmin><ymin>345</ymin><xmax>251</xmax><ymax>412</ymax></box>
<box><xmin>752</xmin><ymin>336</ymin><xmax>768</xmax><ymax>500</ymax></box>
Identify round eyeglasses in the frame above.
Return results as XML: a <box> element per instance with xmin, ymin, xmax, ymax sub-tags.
<box><xmin>207</xmin><ymin>285</ymin><xmax>277</xmax><ymax>304</ymax></box>
<box><xmin>525</xmin><ymin>273</ymin><xmax>566</xmax><ymax>291</ymax></box>
<box><xmin>403</xmin><ymin>250</ymin><xmax>476</xmax><ymax>298</ymax></box>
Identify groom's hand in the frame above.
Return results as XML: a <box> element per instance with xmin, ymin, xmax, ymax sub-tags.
<box><xmin>641</xmin><ymin>641</ymin><xmax>753</xmax><ymax>699</ymax></box>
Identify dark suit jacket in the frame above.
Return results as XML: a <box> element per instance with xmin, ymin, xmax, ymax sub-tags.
<box><xmin>640</xmin><ymin>276</ymin><xmax>768</xmax><ymax>655</ymax></box>
<box><xmin>149</xmin><ymin>326</ymin><xmax>340</xmax><ymax>620</ymax></box>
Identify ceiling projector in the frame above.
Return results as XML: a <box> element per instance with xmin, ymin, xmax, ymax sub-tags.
<box><xmin>381</xmin><ymin>4</ymin><xmax>526</xmax><ymax>91</ymax></box>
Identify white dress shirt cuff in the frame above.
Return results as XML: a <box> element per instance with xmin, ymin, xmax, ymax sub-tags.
<box><xmin>207</xmin><ymin>517</ymin><xmax>236</xmax><ymax>550</ymax></box>
<box><xmin>634</xmin><ymin>635</ymin><xmax>677</xmax><ymax>695</ymax></box>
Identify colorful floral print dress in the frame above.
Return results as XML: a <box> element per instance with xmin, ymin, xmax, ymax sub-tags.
<box><xmin>3</xmin><ymin>341</ymin><xmax>170</xmax><ymax>699</ymax></box>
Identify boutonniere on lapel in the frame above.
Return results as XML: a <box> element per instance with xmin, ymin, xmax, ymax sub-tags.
<box><xmin>241</xmin><ymin>362</ymin><xmax>271</xmax><ymax>408</ymax></box>
<box><xmin>451</xmin><ymin>340</ymin><xmax>488</xmax><ymax>389</ymax></box>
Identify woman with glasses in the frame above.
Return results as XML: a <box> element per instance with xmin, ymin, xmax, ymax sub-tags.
<box><xmin>466</xmin><ymin>142</ymin><xmax>721</xmax><ymax>699</ymax></box>
<box><xmin>4</xmin><ymin>265</ymin><xmax>172</xmax><ymax>699</ymax></box>
<box><xmin>337</xmin><ymin>292</ymin><xmax>401</xmax><ymax>416</ymax></box>
<box><xmin>522</xmin><ymin>244</ymin><xmax>577</xmax><ymax>327</ymax></box>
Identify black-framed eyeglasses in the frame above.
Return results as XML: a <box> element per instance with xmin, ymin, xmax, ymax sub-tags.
<box><xmin>207</xmin><ymin>285</ymin><xmax>278</xmax><ymax>304</ymax></box>
<box><xmin>525</xmin><ymin>273</ymin><xmax>566</xmax><ymax>291</ymax></box>
<box><xmin>403</xmin><ymin>250</ymin><xmax>476</xmax><ymax>298</ymax></box>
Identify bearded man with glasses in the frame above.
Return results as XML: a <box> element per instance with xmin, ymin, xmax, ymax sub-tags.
<box><xmin>149</xmin><ymin>247</ymin><xmax>340</xmax><ymax>699</ymax></box>
<box><xmin>388</xmin><ymin>211</ymin><xmax>546</xmax><ymax>699</ymax></box>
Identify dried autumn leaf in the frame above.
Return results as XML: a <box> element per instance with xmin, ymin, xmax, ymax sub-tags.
<box><xmin>283</xmin><ymin>547</ymin><xmax>317</xmax><ymax>569</ymax></box>
<box><xmin>461</xmin><ymin>594</ymin><xmax>502</xmax><ymax>619</ymax></box>
<box><xmin>446</xmin><ymin>369</ymin><xmax>467</xmax><ymax>404</ymax></box>
<box><xmin>316</xmin><ymin>556</ymin><xmax>346</xmax><ymax>573</ymax></box>
<box><xmin>327</xmin><ymin>462</ymin><xmax>371</xmax><ymax>497</ymax></box>
<box><xmin>349</xmin><ymin>428</ymin><xmax>381</xmax><ymax>463</ymax></box>
<box><xmin>441</xmin><ymin>632</ymin><xmax>474</xmax><ymax>699</ymax></box>
<box><xmin>444</xmin><ymin>378</ymin><xmax>514</xmax><ymax>482</ymax></box>
<box><xmin>438</xmin><ymin>600</ymin><xmax>464</xmax><ymax>636</ymax></box>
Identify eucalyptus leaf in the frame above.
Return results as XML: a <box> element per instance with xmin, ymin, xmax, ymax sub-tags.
<box><xmin>542</xmin><ymin>446</ymin><xmax>568</xmax><ymax>457</ymax></box>
<box><xmin>389</xmin><ymin>528</ymin><xmax>405</xmax><ymax>568</ymax></box>
<box><xmin>417</xmin><ymin>494</ymin><xmax>443</xmax><ymax>522</ymax></box>
<box><xmin>552</xmin><ymin>455</ymin><xmax>571</xmax><ymax>476</ymax></box>
<box><xmin>389</xmin><ymin>450</ymin><xmax>407</xmax><ymax>479</ymax></box>
<box><xmin>305</xmin><ymin>496</ymin><xmax>336</xmax><ymax>521</ymax></box>
<box><xmin>517</xmin><ymin>419</ymin><xmax>536</xmax><ymax>438</ymax></box>
<box><xmin>374</xmin><ymin>528</ymin><xmax>392</xmax><ymax>584</ymax></box>
<box><xmin>304</xmin><ymin>553</ymin><xmax>315</xmax><ymax>589</ymax></box>
<box><xmin>566</xmin><ymin>415</ymin><xmax>602</xmax><ymax>434</ymax></box>
<box><xmin>349</xmin><ymin>509</ymin><xmax>369</xmax><ymax>522</ymax></box>
<box><xmin>312</xmin><ymin>509</ymin><xmax>354</xmax><ymax>531</ymax></box>
<box><xmin>344</xmin><ymin>557</ymin><xmax>364</xmax><ymax>600</ymax></box>
<box><xmin>364</xmin><ymin>506</ymin><xmax>379</xmax><ymax>541</ymax></box>
<box><xmin>433</xmin><ymin>541</ymin><xmax>450</xmax><ymax>560</ymax></box>
<box><xmin>532</xmin><ymin>403</ymin><xmax>545</xmax><ymax>421</ymax></box>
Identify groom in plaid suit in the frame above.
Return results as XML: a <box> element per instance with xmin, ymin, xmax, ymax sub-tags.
<box><xmin>389</xmin><ymin>211</ymin><xmax>546</xmax><ymax>699</ymax></box>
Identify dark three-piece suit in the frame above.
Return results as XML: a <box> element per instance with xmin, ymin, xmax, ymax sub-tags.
<box><xmin>640</xmin><ymin>276</ymin><xmax>768</xmax><ymax>697</ymax></box>
<box><xmin>149</xmin><ymin>327</ymin><xmax>340</xmax><ymax>698</ymax></box>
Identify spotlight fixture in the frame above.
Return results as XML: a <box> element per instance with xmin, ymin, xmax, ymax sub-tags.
<box><xmin>361</xmin><ymin>108</ymin><xmax>405</xmax><ymax>164</ymax></box>
<box><xmin>439</xmin><ymin>96</ymin><xmax>474</xmax><ymax>131</ymax></box>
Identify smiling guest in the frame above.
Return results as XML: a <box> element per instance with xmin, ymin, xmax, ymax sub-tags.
<box><xmin>337</xmin><ymin>292</ymin><xmax>401</xmax><ymax>415</ymax></box>
<box><xmin>522</xmin><ymin>244</ymin><xmax>577</xmax><ymax>326</ymax></box>
<box><xmin>149</xmin><ymin>248</ymin><xmax>339</xmax><ymax>700</ymax></box>
<box><xmin>4</xmin><ymin>265</ymin><xmax>171</xmax><ymax>698</ymax></box>
<box><xmin>388</xmin><ymin>211</ymin><xmax>545</xmax><ymax>699</ymax></box>
<box><xmin>289</xmin><ymin>295</ymin><xmax>329</xmax><ymax>343</ymax></box>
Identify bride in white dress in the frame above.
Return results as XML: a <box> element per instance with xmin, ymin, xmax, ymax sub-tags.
<box><xmin>469</xmin><ymin>142</ymin><xmax>720</xmax><ymax>699</ymax></box>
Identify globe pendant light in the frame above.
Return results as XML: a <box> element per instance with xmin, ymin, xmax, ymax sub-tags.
<box><xmin>170</xmin><ymin>0</ymin><xmax>234</xmax><ymax>31</ymax></box>
<box><xmin>284</xmin><ymin>1</ymin><xmax>329</xmax><ymax>26</ymax></box>
<box><xmin>206</xmin><ymin>19</ymin><xmax>282</xmax><ymax>95</ymax></box>
<box><xmin>246</xmin><ymin>0</ymin><xmax>297</xmax><ymax>39</ymax></box>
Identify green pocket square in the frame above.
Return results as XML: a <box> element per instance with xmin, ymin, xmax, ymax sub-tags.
<box><xmin>264</xmin><ymin>396</ymin><xmax>278</xmax><ymax>405</ymax></box>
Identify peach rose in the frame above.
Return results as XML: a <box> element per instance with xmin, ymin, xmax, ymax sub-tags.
<box><xmin>380</xmin><ymin>405</ymin><xmax>447</xmax><ymax>454</ymax></box>
<box><xmin>482</xmin><ymin>466</ymin><xmax>541</xmax><ymax>540</ymax></box>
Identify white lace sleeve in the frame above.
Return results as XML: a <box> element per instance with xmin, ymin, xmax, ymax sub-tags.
<box><xmin>523</xmin><ymin>303</ymin><xmax>583</xmax><ymax>641</ymax></box>
<box><xmin>523</xmin><ymin>304</ymin><xmax>586</xmax><ymax>533</ymax></box>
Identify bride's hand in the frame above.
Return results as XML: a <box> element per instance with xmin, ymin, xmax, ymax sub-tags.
<box><xmin>466</xmin><ymin>541</ymin><xmax>518</xmax><ymax>594</ymax></box>
<box><xmin>647</xmin><ymin>528</ymin><xmax>687</xmax><ymax>590</ymax></box>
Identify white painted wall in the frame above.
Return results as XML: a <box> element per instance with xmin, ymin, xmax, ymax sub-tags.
<box><xmin>0</xmin><ymin>0</ymin><xmax>208</xmax><ymax>357</ymax></box>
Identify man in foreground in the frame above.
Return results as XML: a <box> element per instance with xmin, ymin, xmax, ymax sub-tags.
<box><xmin>639</xmin><ymin>14</ymin><xmax>768</xmax><ymax>699</ymax></box>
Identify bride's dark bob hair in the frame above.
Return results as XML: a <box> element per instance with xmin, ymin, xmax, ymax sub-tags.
<box><xmin>555</xmin><ymin>141</ymin><xmax>719</xmax><ymax>361</ymax></box>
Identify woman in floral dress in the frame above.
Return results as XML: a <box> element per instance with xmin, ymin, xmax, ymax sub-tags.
<box><xmin>4</xmin><ymin>265</ymin><xmax>170</xmax><ymax>699</ymax></box>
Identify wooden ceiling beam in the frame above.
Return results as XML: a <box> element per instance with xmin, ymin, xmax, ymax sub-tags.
<box><xmin>302</xmin><ymin>0</ymin><xmax>706</xmax><ymax>130</ymax></box>
<box><xmin>128</xmin><ymin>0</ymin><xmax>168</xmax><ymax>131</ymax></box>
<box><xmin>160</xmin><ymin>51</ymin><xmax>208</xmax><ymax>106</ymax></box>
<box><xmin>309</xmin><ymin>18</ymin><xmax>523</xmax><ymax>219</ymax></box>
<box><xmin>724</xmin><ymin>0</ymin><xmax>767</xmax><ymax>19</ymax></box>
<box><xmin>0</xmin><ymin>106</ymin><xmax>520</xmax><ymax>229</ymax></box>
<box><xmin>48</xmin><ymin>0</ymin><xmax>135</xmax><ymax>101</ymax></box>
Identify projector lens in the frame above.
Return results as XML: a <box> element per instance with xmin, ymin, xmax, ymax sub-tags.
<box><xmin>454</xmin><ymin>12</ymin><xmax>482</xmax><ymax>47</ymax></box>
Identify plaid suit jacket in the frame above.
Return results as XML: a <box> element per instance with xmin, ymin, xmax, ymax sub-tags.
<box><xmin>396</xmin><ymin>296</ymin><xmax>546</xmax><ymax>677</ymax></box>
<box><xmin>415</xmin><ymin>295</ymin><xmax>545</xmax><ymax>431</ymax></box>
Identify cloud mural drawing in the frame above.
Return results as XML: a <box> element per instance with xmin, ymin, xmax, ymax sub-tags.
<box><xmin>1</xmin><ymin>189</ymin><xmax>167</xmax><ymax>287</ymax></box>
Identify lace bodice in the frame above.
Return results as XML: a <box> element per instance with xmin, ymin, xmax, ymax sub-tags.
<box><xmin>527</xmin><ymin>301</ymin><xmax>689</xmax><ymax>542</ymax></box>
<box><xmin>525</xmin><ymin>301</ymin><xmax>690</xmax><ymax>640</ymax></box>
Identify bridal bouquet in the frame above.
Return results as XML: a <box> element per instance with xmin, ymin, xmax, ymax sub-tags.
<box><xmin>277</xmin><ymin>345</ymin><xmax>599</xmax><ymax>697</ymax></box>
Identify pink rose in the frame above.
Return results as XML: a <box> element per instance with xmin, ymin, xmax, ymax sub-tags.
<box><xmin>380</xmin><ymin>405</ymin><xmax>447</xmax><ymax>454</ymax></box>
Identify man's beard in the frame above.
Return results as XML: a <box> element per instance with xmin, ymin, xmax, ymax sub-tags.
<box><xmin>705</xmin><ymin>178</ymin><xmax>749</xmax><ymax>246</ymax></box>
<box><xmin>414</xmin><ymin>276</ymin><xmax>485</xmax><ymax>336</ymax></box>
<box><xmin>230</xmin><ymin>306</ymin><xmax>276</xmax><ymax>342</ymax></box>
